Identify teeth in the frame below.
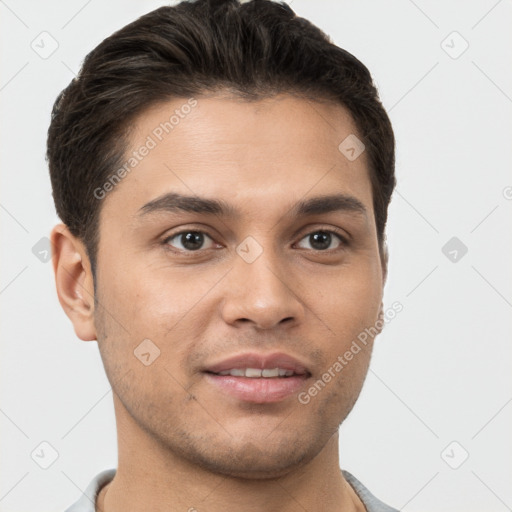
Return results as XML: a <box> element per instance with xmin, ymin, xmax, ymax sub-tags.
<box><xmin>246</xmin><ymin>368</ymin><xmax>263</xmax><ymax>377</ymax></box>
<box><xmin>215</xmin><ymin>368</ymin><xmax>296</xmax><ymax>378</ymax></box>
<box><xmin>217</xmin><ymin>369</ymin><xmax>245</xmax><ymax>376</ymax></box>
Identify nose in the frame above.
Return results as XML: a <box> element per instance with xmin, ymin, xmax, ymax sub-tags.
<box><xmin>220</xmin><ymin>245</ymin><xmax>305</xmax><ymax>330</ymax></box>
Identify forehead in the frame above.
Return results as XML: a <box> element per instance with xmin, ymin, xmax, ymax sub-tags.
<box><xmin>100</xmin><ymin>93</ymin><xmax>374</xmax><ymax>224</ymax></box>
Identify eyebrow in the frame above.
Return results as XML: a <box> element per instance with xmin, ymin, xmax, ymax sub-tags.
<box><xmin>137</xmin><ymin>192</ymin><xmax>368</xmax><ymax>219</ymax></box>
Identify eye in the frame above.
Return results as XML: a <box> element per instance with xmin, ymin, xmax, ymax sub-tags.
<box><xmin>161</xmin><ymin>228</ymin><xmax>348</xmax><ymax>255</ymax></box>
<box><xmin>296</xmin><ymin>230</ymin><xmax>346</xmax><ymax>251</ymax></box>
<box><xmin>163</xmin><ymin>230</ymin><xmax>216</xmax><ymax>252</ymax></box>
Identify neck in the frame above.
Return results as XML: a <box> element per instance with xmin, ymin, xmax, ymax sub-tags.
<box><xmin>97</xmin><ymin>395</ymin><xmax>365</xmax><ymax>512</ymax></box>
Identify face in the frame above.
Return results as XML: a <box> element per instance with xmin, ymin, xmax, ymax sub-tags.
<box><xmin>67</xmin><ymin>93</ymin><xmax>385</xmax><ymax>479</ymax></box>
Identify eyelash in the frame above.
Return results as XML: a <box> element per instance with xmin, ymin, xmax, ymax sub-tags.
<box><xmin>161</xmin><ymin>227</ymin><xmax>349</xmax><ymax>255</ymax></box>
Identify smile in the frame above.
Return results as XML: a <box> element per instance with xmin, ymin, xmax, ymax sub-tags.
<box><xmin>211</xmin><ymin>367</ymin><xmax>298</xmax><ymax>378</ymax></box>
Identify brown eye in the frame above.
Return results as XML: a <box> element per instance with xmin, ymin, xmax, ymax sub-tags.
<box><xmin>164</xmin><ymin>231</ymin><xmax>214</xmax><ymax>252</ymax></box>
<box><xmin>296</xmin><ymin>230</ymin><xmax>345</xmax><ymax>251</ymax></box>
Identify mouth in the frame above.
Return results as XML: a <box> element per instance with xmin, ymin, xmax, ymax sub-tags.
<box><xmin>202</xmin><ymin>352</ymin><xmax>312</xmax><ymax>403</ymax></box>
<box><xmin>206</xmin><ymin>367</ymin><xmax>305</xmax><ymax>378</ymax></box>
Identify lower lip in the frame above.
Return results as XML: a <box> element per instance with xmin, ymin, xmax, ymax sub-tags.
<box><xmin>204</xmin><ymin>373</ymin><xmax>310</xmax><ymax>403</ymax></box>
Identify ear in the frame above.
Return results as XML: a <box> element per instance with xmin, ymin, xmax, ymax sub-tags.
<box><xmin>376</xmin><ymin>237</ymin><xmax>389</xmax><ymax>335</ymax></box>
<box><xmin>375</xmin><ymin>301</ymin><xmax>385</xmax><ymax>335</ymax></box>
<box><xmin>50</xmin><ymin>224</ymin><xmax>97</xmax><ymax>341</ymax></box>
<box><xmin>381</xmin><ymin>236</ymin><xmax>389</xmax><ymax>286</ymax></box>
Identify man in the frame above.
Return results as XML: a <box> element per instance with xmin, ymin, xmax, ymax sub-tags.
<box><xmin>48</xmin><ymin>0</ymin><xmax>398</xmax><ymax>510</ymax></box>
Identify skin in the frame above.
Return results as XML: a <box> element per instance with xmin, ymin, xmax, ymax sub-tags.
<box><xmin>51</xmin><ymin>93</ymin><xmax>387</xmax><ymax>512</ymax></box>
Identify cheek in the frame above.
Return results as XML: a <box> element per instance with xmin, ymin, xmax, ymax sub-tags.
<box><xmin>94</xmin><ymin>275</ymin><xmax>194</xmax><ymax>408</ymax></box>
<box><xmin>314</xmin><ymin>264</ymin><xmax>382</xmax><ymax>335</ymax></box>
<box><xmin>102</xmin><ymin>267</ymin><xmax>217</xmax><ymax>373</ymax></box>
<box><xmin>101</xmin><ymin>259</ymin><xmax>196</xmax><ymax>329</ymax></box>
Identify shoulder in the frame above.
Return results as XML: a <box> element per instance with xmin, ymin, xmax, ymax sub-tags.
<box><xmin>342</xmin><ymin>470</ymin><xmax>400</xmax><ymax>512</ymax></box>
<box><xmin>64</xmin><ymin>468</ymin><xmax>116</xmax><ymax>512</ymax></box>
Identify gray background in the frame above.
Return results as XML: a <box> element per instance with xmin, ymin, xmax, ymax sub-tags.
<box><xmin>1</xmin><ymin>0</ymin><xmax>511</xmax><ymax>510</ymax></box>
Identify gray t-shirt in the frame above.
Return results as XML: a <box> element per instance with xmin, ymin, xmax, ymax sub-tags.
<box><xmin>64</xmin><ymin>468</ymin><xmax>399</xmax><ymax>512</ymax></box>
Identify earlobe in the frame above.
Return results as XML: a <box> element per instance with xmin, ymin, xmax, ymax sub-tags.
<box><xmin>376</xmin><ymin>301</ymin><xmax>385</xmax><ymax>335</ymax></box>
<box><xmin>376</xmin><ymin>240</ymin><xmax>389</xmax><ymax>336</ymax></box>
<box><xmin>381</xmin><ymin>237</ymin><xmax>389</xmax><ymax>286</ymax></box>
<box><xmin>50</xmin><ymin>224</ymin><xmax>97</xmax><ymax>341</ymax></box>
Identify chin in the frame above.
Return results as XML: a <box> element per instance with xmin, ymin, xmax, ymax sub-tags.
<box><xmin>196</xmin><ymin>451</ymin><xmax>311</xmax><ymax>480</ymax></box>
<box><xmin>176</xmin><ymin>433</ymin><xmax>319</xmax><ymax>481</ymax></box>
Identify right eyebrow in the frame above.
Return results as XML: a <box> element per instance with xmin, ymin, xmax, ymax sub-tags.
<box><xmin>137</xmin><ymin>192</ymin><xmax>237</xmax><ymax>218</ymax></box>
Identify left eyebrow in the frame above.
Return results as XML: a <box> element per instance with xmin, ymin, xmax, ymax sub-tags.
<box><xmin>292</xmin><ymin>194</ymin><xmax>368</xmax><ymax>219</ymax></box>
<box><xmin>136</xmin><ymin>192</ymin><xmax>368</xmax><ymax>220</ymax></box>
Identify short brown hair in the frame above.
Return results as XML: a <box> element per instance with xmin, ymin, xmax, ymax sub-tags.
<box><xmin>47</xmin><ymin>0</ymin><xmax>395</xmax><ymax>277</ymax></box>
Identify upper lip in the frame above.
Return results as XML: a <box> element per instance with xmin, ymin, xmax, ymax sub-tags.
<box><xmin>203</xmin><ymin>352</ymin><xmax>311</xmax><ymax>375</ymax></box>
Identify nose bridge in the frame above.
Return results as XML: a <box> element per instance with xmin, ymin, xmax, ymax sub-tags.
<box><xmin>221</xmin><ymin>236</ymin><xmax>304</xmax><ymax>329</ymax></box>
